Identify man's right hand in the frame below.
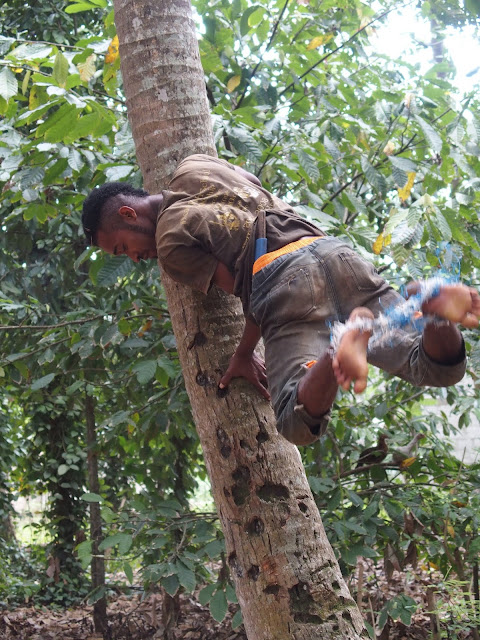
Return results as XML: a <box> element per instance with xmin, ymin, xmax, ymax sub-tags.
<box><xmin>219</xmin><ymin>350</ymin><xmax>270</xmax><ymax>401</ymax></box>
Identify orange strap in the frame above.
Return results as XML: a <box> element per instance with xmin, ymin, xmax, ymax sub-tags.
<box><xmin>252</xmin><ymin>236</ymin><xmax>322</xmax><ymax>275</ymax></box>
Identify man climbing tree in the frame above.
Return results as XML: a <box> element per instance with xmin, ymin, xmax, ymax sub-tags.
<box><xmin>80</xmin><ymin>0</ymin><xmax>479</xmax><ymax>638</ymax></box>
<box><xmin>105</xmin><ymin>1</ymin><xmax>370</xmax><ymax>638</ymax></box>
<box><xmin>82</xmin><ymin>153</ymin><xmax>479</xmax><ymax>445</ymax></box>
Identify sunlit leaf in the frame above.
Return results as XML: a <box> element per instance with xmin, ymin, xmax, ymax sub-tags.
<box><xmin>373</xmin><ymin>232</ymin><xmax>384</xmax><ymax>255</ymax></box>
<box><xmin>306</xmin><ymin>34</ymin><xmax>334</xmax><ymax>50</ymax></box>
<box><xmin>53</xmin><ymin>51</ymin><xmax>69</xmax><ymax>87</ymax></box>
<box><xmin>398</xmin><ymin>172</ymin><xmax>416</xmax><ymax>202</ymax></box>
<box><xmin>105</xmin><ymin>35</ymin><xmax>119</xmax><ymax>64</ymax></box>
<box><xmin>227</xmin><ymin>75</ymin><xmax>241</xmax><ymax>93</ymax></box>
<box><xmin>400</xmin><ymin>457</ymin><xmax>416</xmax><ymax>469</ymax></box>
<box><xmin>78</xmin><ymin>54</ymin><xmax>96</xmax><ymax>82</ymax></box>
<box><xmin>0</xmin><ymin>68</ymin><xmax>17</xmax><ymax>100</ymax></box>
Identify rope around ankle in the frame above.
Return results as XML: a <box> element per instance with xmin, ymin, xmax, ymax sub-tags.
<box><xmin>330</xmin><ymin>277</ymin><xmax>449</xmax><ymax>354</ymax></box>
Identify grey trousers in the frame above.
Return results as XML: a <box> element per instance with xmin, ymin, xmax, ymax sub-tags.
<box><xmin>250</xmin><ymin>237</ymin><xmax>466</xmax><ymax>446</ymax></box>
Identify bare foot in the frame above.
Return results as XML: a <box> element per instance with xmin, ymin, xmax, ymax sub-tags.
<box><xmin>407</xmin><ymin>282</ymin><xmax>480</xmax><ymax>328</ymax></box>
<box><xmin>332</xmin><ymin>307</ymin><xmax>374</xmax><ymax>393</ymax></box>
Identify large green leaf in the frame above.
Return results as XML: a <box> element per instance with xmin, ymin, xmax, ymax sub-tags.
<box><xmin>132</xmin><ymin>359</ymin><xmax>157</xmax><ymax>384</ymax></box>
<box><xmin>96</xmin><ymin>255</ymin><xmax>134</xmax><ymax>286</ymax></box>
<box><xmin>210</xmin><ymin>589</ymin><xmax>228</xmax><ymax>622</ymax></box>
<box><xmin>414</xmin><ymin>115</ymin><xmax>442</xmax><ymax>153</ymax></box>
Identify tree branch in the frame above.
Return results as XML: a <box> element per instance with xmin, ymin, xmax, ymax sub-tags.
<box><xmin>279</xmin><ymin>0</ymin><xmax>416</xmax><ymax>98</ymax></box>
<box><xmin>236</xmin><ymin>0</ymin><xmax>291</xmax><ymax>109</ymax></box>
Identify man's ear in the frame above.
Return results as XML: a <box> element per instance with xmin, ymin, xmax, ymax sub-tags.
<box><xmin>118</xmin><ymin>205</ymin><xmax>137</xmax><ymax>220</ymax></box>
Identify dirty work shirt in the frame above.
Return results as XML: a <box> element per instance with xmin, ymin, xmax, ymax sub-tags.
<box><xmin>155</xmin><ymin>154</ymin><xmax>323</xmax><ymax>313</ymax></box>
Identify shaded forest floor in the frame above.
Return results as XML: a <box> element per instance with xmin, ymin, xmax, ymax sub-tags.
<box><xmin>0</xmin><ymin>562</ymin><xmax>474</xmax><ymax>639</ymax></box>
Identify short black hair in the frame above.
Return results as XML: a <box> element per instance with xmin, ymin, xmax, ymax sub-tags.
<box><xmin>82</xmin><ymin>182</ymin><xmax>149</xmax><ymax>244</ymax></box>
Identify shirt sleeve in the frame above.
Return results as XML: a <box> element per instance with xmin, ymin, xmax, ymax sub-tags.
<box><xmin>159</xmin><ymin>245</ymin><xmax>218</xmax><ymax>295</ymax></box>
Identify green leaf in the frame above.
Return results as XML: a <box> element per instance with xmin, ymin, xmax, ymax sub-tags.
<box><xmin>68</xmin><ymin>148</ymin><xmax>84</xmax><ymax>172</ymax></box>
<box><xmin>97</xmin><ymin>255</ymin><xmax>134</xmax><ymax>286</ymax></box>
<box><xmin>231</xmin><ymin>608</ymin><xmax>243</xmax><ymax>629</ymax></box>
<box><xmin>99</xmin><ymin>533</ymin><xmax>133</xmax><ymax>554</ymax></box>
<box><xmin>176</xmin><ymin>561</ymin><xmax>196</xmax><ymax>593</ymax></box>
<box><xmin>198</xmin><ymin>583</ymin><xmax>217</xmax><ymax>605</ymax></box>
<box><xmin>102</xmin><ymin>410</ymin><xmax>130</xmax><ymax>427</ymax></box>
<box><xmin>36</xmin><ymin>104</ymin><xmax>78</xmax><ymax>142</ymax></box>
<box><xmin>31</xmin><ymin>373</ymin><xmax>55</xmax><ymax>390</ymax></box>
<box><xmin>323</xmin><ymin>135</ymin><xmax>342</xmax><ymax>161</ymax></box>
<box><xmin>240</xmin><ymin>5</ymin><xmax>261</xmax><ymax>36</ymax></box>
<box><xmin>0</xmin><ymin>68</ymin><xmax>18</xmax><ymax>101</ymax></box>
<box><xmin>76</xmin><ymin>541</ymin><xmax>93</xmax><ymax>569</ymax></box>
<box><xmin>124</xmin><ymin>562</ymin><xmax>134</xmax><ymax>584</ymax></box>
<box><xmin>76</xmin><ymin>540</ymin><xmax>92</xmax><ymax>558</ymax></box>
<box><xmin>65</xmin><ymin>2</ymin><xmax>98</xmax><ymax>14</ymax></box>
<box><xmin>414</xmin><ymin>115</ymin><xmax>442</xmax><ymax>153</ymax></box>
<box><xmin>88</xmin><ymin>585</ymin><xmax>107</xmax><ymax>605</ymax></box>
<box><xmin>58</xmin><ymin>464</ymin><xmax>69</xmax><ymax>476</ymax></box>
<box><xmin>133</xmin><ymin>359</ymin><xmax>157</xmax><ymax>384</ymax></box>
<box><xmin>210</xmin><ymin>589</ymin><xmax>228</xmax><ymax>622</ymax></box>
<box><xmin>361</xmin><ymin>156</ymin><xmax>387</xmax><ymax>195</ymax></box>
<box><xmin>53</xmin><ymin>51</ymin><xmax>69</xmax><ymax>87</ymax></box>
<box><xmin>203</xmin><ymin>539</ymin><xmax>224</xmax><ymax>559</ymax></box>
<box><xmin>388</xmin><ymin>156</ymin><xmax>417</xmax><ymax>173</ymax></box>
<box><xmin>105</xmin><ymin>165</ymin><xmax>135</xmax><ymax>181</ymax></box>
<box><xmin>81</xmin><ymin>492</ymin><xmax>104</xmax><ymax>503</ymax></box>
<box><xmin>297</xmin><ymin>149</ymin><xmax>320</xmax><ymax>182</ymax></box>
<box><xmin>0</xmin><ymin>37</ymin><xmax>14</xmax><ymax>56</ymax></box>
<box><xmin>161</xmin><ymin>574</ymin><xmax>180</xmax><ymax>596</ymax></box>
<box><xmin>226</xmin><ymin>583</ymin><xmax>237</xmax><ymax>604</ymax></box>
<box><xmin>8</xmin><ymin>42</ymin><xmax>53</xmax><ymax>60</ymax></box>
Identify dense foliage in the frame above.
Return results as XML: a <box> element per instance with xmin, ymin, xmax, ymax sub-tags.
<box><xmin>0</xmin><ymin>0</ymin><xmax>479</xmax><ymax>634</ymax></box>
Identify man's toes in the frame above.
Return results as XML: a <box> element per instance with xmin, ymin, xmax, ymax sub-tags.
<box><xmin>462</xmin><ymin>312</ymin><xmax>479</xmax><ymax>328</ymax></box>
<box><xmin>353</xmin><ymin>378</ymin><xmax>367</xmax><ymax>394</ymax></box>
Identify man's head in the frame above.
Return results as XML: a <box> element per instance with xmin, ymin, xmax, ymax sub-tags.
<box><xmin>82</xmin><ymin>182</ymin><xmax>159</xmax><ymax>262</ymax></box>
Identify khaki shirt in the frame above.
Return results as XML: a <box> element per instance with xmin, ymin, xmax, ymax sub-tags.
<box><xmin>156</xmin><ymin>154</ymin><xmax>323</xmax><ymax>313</ymax></box>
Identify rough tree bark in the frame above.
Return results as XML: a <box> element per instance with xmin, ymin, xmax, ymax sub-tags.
<box><xmin>113</xmin><ymin>0</ymin><xmax>368</xmax><ymax>637</ymax></box>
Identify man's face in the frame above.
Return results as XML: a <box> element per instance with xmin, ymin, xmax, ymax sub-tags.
<box><xmin>96</xmin><ymin>225</ymin><xmax>157</xmax><ymax>263</ymax></box>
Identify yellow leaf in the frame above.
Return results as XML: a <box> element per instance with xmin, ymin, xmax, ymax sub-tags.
<box><xmin>447</xmin><ymin>524</ymin><xmax>455</xmax><ymax>537</ymax></box>
<box><xmin>306</xmin><ymin>34</ymin><xmax>333</xmax><ymax>50</ymax></box>
<box><xmin>127</xmin><ymin>423</ymin><xmax>135</xmax><ymax>435</ymax></box>
<box><xmin>398</xmin><ymin>172</ymin><xmax>416</xmax><ymax>202</ymax></box>
<box><xmin>78</xmin><ymin>54</ymin><xmax>96</xmax><ymax>82</ymax></box>
<box><xmin>137</xmin><ymin>318</ymin><xmax>153</xmax><ymax>338</ymax></box>
<box><xmin>358</xmin><ymin>131</ymin><xmax>369</xmax><ymax>150</ymax></box>
<box><xmin>383</xmin><ymin>141</ymin><xmax>395</xmax><ymax>156</ymax></box>
<box><xmin>105</xmin><ymin>35</ymin><xmax>119</xmax><ymax>64</ymax></box>
<box><xmin>400</xmin><ymin>456</ymin><xmax>416</xmax><ymax>469</ymax></box>
<box><xmin>227</xmin><ymin>75</ymin><xmax>241</xmax><ymax>93</ymax></box>
<box><xmin>383</xmin><ymin>233</ymin><xmax>391</xmax><ymax>247</ymax></box>
<box><xmin>405</xmin><ymin>93</ymin><xmax>414</xmax><ymax>109</ymax></box>
<box><xmin>29</xmin><ymin>85</ymin><xmax>40</xmax><ymax>110</ymax></box>
<box><xmin>373</xmin><ymin>232</ymin><xmax>384</xmax><ymax>255</ymax></box>
<box><xmin>21</xmin><ymin>69</ymin><xmax>31</xmax><ymax>95</ymax></box>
